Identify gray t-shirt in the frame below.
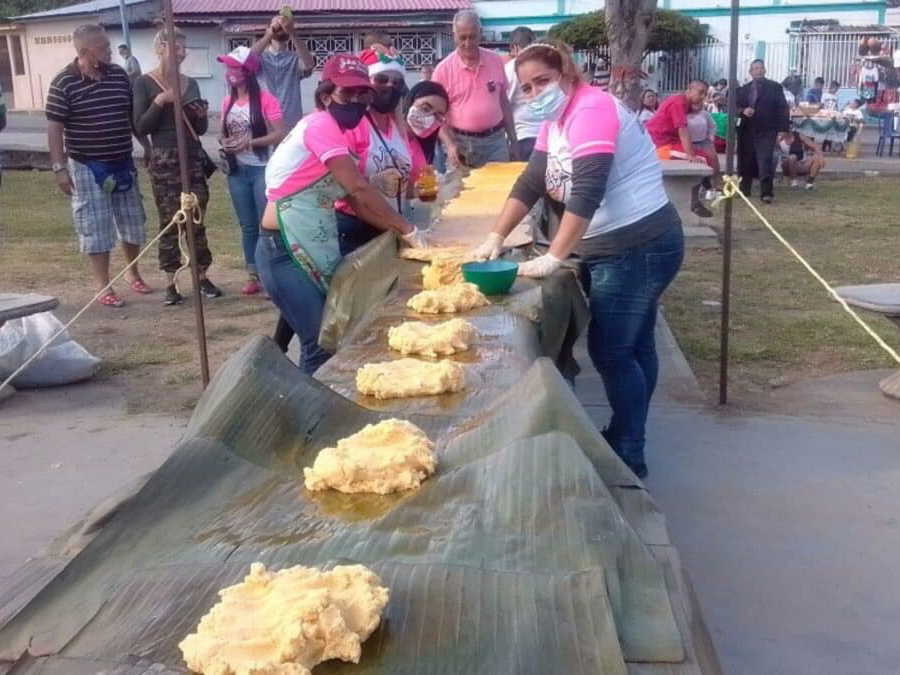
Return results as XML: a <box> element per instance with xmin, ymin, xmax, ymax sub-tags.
<box><xmin>260</xmin><ymin>48</ymin><xmax>309</xmax><ymax>131</ymax></box>
<box><xmin>124</xmin><ymin>55</ymin><xmax>141</xmax><ymax>83</ymax></box>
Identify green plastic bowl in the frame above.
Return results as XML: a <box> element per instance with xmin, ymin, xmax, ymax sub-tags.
<box><xmin>461</xmin><ymin>260</ymin><xmax>518</xmax><ymax>295</ymax></box>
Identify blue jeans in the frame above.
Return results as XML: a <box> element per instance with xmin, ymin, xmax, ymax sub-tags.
<box><xmin>579</xmin><ymin>216</ymin><xmax>685</xmax><ymax>473</ymax></box>
<box><xmin>255</xmin><ymin>233</ymin><xmax>331</xmax><ymax>374</ymax></box>
<box><xmin>453</xmin><ymin>128</ymin><xmax>510</xmax><ymax>168</ymax></box>
<box><xmin>227</xmin><ymin>163</ymin><xmax>267</xmax><ymax>274</ymax></box>
<box><xmin>336</xmin><ymin>209</ymin><xmax>380</xmax><ymax>257</ymax></box>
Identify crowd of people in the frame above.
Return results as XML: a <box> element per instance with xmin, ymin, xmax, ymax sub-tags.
<box><xmin>55</xmin><ymin>12</ymin><xmax>883</xmax><ymax>477</ymax></box>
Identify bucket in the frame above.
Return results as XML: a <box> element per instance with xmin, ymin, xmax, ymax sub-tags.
<box><xmin>845</xmin><ymin>139</ymin><xmax>860</xmax><ymax>159</ymax></box>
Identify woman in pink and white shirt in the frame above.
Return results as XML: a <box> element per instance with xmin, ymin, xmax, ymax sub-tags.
<box><xmin>258</xmin><ymin>53</ymin><xmax>425</xmax><ymax>374</ymax></box>
<box><xmin>472</xmin><ymin>41</ymin><xmax>684</xmax><ymax>480</ymax></box>
<box><xmin>335</xmin><ymin>50</ymin><xmax>426</xmax><ymax>255</ymax></box>
<box><xmin>218</xmin><ymin>46</ymin><xmax>285</xmax><ymax>295</ymax></box>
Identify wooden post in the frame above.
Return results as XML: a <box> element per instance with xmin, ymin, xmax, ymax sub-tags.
<box><xmin>718</xmin><ymin>0</ymin><xmax>739</xmax><ymax>405</ymax></box>
<box><xmin>163</xmin><ymin>0</ymin><xmax>211</xmax><ymax>387</ymax></box>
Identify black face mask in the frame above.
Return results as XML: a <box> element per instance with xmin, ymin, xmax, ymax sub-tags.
<box><xmin>371</xmin><ymin>88</ymin><xmax>404</xmax><ymax>114</ymax></box>
<box><xmin>328</xmin><ymin>101</ymin><xmax>368</xmax><ymax>130</ymax></box>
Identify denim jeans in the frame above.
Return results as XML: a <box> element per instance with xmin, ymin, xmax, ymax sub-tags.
<box><xmin>336</xmin><ymin>209</ymin><xmax>380</xmax><ymax>257</ymax></box>
<box><xmin>255</xmin><ymin>233</ymin><xmax>331</xmax><ymax>374</ymax></box>
<box><xmin>579</xmin><ymin>217</ymin><xmax>685</xmax><ymax>473</ymax></box>
<box><xmin>227</xmin><ymin>163</ymin><xmax>267</xmax><ymax>274</ymax></box>
<box><xmin>454</xmin><ymin>128</ymin><xmax>510</xmax><ymax>168</ymax></box>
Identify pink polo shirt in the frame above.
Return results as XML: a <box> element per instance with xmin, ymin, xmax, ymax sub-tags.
<box><xmin>433</xmin><ymin>48</ymin><xmax>508</xmax><ymax>133</ymax></box>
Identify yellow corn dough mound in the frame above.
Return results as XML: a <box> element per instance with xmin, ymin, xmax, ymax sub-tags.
<box><xmin>407</xmin><ymin>282</ymin><xmax>489</xmax><ymax>315</ymax></box>
<box><xmin>388</xmin><ymin>318</ymin><xmax>475</xmax><ymax>357</ymax></box>
<box><xmin>356</xmin><ymin>357</ymin><xmax>465</xmax><ymax>399</ymax></box>
<box><xmin>422</xmin><ymin>254</ymin><xmax>466</xmax><ymax>290</ymax></box>
<box><xmin>179</xmin><ymin>562</ymin><xmax>389</xmax><ymax>675</ymax></box>
<box><xmin>398</xmin><ymin>245</ymin><xmax>468</xmax><ymax>262</ymax></box>
<box><xmin>304</xmin><ymin>419</ymin><xmax>436</xmax><ymax>494</ymax></box>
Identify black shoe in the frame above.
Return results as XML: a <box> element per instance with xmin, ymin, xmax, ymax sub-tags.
<box><xmin>164</xmin><ymin>284</ymin><xmax>183</xmax><ymax>306</ymax></box>
<box><xmin>691</xmin><ymin>202</ymin><xmax>714</xmax><ymax>218</ymax></box>
<box><xmin>761</xmin><ymin>195</ymin><xmax>773</xmax><ymax>204</ymax></box>
<box><xmin>199</xmin><ymin>278</ymin><xmax>223</xmax><ymax>299</ymax></box>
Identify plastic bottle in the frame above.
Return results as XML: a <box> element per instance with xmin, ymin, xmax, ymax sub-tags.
<box><xmin>417</xmin><ymin>165</ymin><xmax>438</xmax><ymax>202</ymax></box>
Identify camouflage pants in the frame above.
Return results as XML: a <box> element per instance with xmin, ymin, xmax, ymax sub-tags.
<box><xmin>149</xmin><ymin>147</ymin><xmax>212</xmax><ymax>274</ymax></box>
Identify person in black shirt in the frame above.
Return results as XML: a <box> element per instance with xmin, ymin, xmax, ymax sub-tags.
<box><xmin>779</xmin><ymin>130</ymin><xmax>825</xmax><ymax>190</ymax></box>
<box><xmin>134</xmin><ymin>28</ymin><xmax>222</xmax><ymax>306</ymax></box>
<box><xmin>735</xmin><ymin>59</ymin><xmax>790</xmax><ymax>204</ymax></box>
<box><xmin>46</xmin><ymin>24</ymin><xmax>151</xmax><ymax>308</ymax></box>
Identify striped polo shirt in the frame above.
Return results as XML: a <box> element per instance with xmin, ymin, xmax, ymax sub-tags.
<box><xmin>45</xmin><ymin>60</ymin><xmax>134</xmax><ymax>163</ymax></box>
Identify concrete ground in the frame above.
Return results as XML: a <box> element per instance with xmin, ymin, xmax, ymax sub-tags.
<box><xmin>574</xmin><ymin>322</ymin><xmax>900</xmax><ymax>675</ymax></box>
<box><xmin>2</xmin><ymin>317</ymin><xmax>899</xmax><ymax>674</ymax></box>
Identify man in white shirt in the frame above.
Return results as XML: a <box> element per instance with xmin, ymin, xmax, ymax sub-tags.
<box><xmin>504</xmin><ymin>26</ymin><xmax>542</xmax><ymax>160</ymax></box>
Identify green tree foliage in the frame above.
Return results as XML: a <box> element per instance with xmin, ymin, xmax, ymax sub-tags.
<box><xmin>0</xmin><ymin>0</ymin><xmax>82</xmax><ymax>19</ymax></box>
<box><xmin>549</xmin><ymin>9</ymin><xmax>708</xmax><ymax>53</ymax></box>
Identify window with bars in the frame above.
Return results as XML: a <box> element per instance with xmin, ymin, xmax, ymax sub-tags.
<box><xmin>227</xmin><ymin>30</ymin><xmax>444</xmax><ymax>71</ymax></box>
<box><xmin>388</xmin><ymin>32</ymin><xmax>437</xmax><ymax>69</ymax></box>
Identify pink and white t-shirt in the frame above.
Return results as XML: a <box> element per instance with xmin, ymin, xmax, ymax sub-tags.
<box><xmin>536</xmin><ymin>85</ymin><xmax>668</xmax><ymax>238</ymax></box>
<box><xmin>221</xmin><ymin>90</ymin><xmax>282</xmax><ymax>167</ymax></box>
<box><xmin>336</xmin><ymin>116</ymin><xmax>425</xmax><ymax>213</ymax></box>
<box><xmin>265</xmin><ymin>110</ymin><xmax>355</xmax><ymax>201</ymax></box>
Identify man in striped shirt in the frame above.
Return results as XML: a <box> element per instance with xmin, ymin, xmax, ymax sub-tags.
<box><xmin>46</xmin><ymin>24</ymin><xmax>150</xmax><ymax>308</ymax></box>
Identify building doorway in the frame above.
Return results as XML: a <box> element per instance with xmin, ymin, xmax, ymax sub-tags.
<box><xmin>0</xmin><ymin>36</ymin><xmax>14</xmax><ymax>109</ymax></box>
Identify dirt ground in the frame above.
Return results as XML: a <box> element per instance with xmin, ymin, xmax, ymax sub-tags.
<box><xmin>2</xmin><ymin>169</ymin><xmax>898</xmax><ymax>415</ymax></box>
<box><xmin>1</xmin><ymin>169</ymin><xmax>279</xmax><ymax>414</ymax></box>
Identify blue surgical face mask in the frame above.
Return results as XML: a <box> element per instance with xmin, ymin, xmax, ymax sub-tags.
<box><xmin>528</xmin><ymin>82</ymin><xmax>569</xmax><ymax>122</ymax></box>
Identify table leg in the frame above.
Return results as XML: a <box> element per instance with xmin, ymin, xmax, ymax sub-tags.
<box><xmin>879</xmin><ymin>316</ymin><xmax>900</xmax><ymax>401</ymax></box>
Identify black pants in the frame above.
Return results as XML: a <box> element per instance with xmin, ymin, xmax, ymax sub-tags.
<box><xmin>738</xmin><ymin>129</ymin><xmax>777</xmax><ymax>199</ymax></box>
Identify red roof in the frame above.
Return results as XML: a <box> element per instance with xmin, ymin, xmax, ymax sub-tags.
<box><xmin>174</xmin><ymin>0</ymin><xmax>470</xmax><ymax>13</ymax></box>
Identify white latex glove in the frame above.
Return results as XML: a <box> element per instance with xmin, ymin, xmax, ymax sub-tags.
<box><xmin>471</xmin><ymin>232</ymin><xmax>505</xmax><ymax>261</ymax></box>
<box><xmin>400</xmin><ymin>227</ymin><xmax>428</xmax><ymax>249</ymax></box>
<box><xmin>517</xmin><ymin>253</ymin><xmax>563</xmax><ymax>278</ymax></box>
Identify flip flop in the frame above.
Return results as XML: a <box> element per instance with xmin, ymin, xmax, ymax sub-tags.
<box><xmin>100</xmin><ymin>291</ymin><xmax>125</xmax><ymax>308</ymax></box>
<box><xmin>130</xmin><ymin>278</ymin><xmax>153</xmax><ymax>294</ymax></box>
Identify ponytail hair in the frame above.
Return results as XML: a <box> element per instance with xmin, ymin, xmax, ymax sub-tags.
<box><xmin>514</xmin><ymin>39</ymin><xmax>582</xmax><ymax>88</ymax></box>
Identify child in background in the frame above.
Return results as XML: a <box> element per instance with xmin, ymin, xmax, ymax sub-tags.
<box><xmin>687</xmin><ymin>102</ymin><xmax>721</xmax><ymax>199</ymax></box>
<box><xmin>821</xmin><ymin>80</ymin><xmax>840</xmax><ymax>111</ymax></box>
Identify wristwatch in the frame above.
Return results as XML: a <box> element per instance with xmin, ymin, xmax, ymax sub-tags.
<box><xmin>52</xmin><ymin>162</ymin><xmax>67</xmax><ymax>173</ymax></box>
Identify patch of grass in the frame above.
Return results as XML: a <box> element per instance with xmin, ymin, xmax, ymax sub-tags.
<box><xmin>664</xmin><ymin>175</ymin><xmax>899</xmax><ymax>402</ymax></box>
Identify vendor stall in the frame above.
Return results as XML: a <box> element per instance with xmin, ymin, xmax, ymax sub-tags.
<box><xmin>790</xmin><ymin>112</ymin><xmax>854</xmax><ymax>145</ymax></box>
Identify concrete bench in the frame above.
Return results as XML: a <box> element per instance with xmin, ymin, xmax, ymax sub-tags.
<box><xmin>0</xmin><ymin>293</ymin><xmax>59</xmax><ymax>400</ymax></box>
<box><xmin>834</xmin><ymin>283</ymin><xmax>900</xmax><ymax>401</ymax></box>
<box><xmin>660</xmin><ymin>160</ymin><xmax>717</xmax><ymax>247</ymax></box>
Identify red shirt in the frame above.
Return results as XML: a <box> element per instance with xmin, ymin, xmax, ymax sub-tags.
<box><xmin>645</xmin><ymin>93</ymin><xmax>690</xmax><ymax>147</ymax></box>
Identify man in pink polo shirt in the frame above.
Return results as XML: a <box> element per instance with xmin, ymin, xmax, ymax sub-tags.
<box><xmin>434</xmin><ymin>9</ymin><xmax>518</xmax><ymax>168</ymax></box>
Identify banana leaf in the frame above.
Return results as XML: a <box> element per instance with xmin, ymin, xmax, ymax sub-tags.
<box><xmin>0</xmin><ymin>339</ymin><xmax>684</xmax><ymax>673</ymax></box>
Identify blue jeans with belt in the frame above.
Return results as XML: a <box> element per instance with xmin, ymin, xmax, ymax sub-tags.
<box><xmin>579</xmin><ymin>217</ymin><xmax>685</xmax><ymax>475</ymax></box>
<box><xmin>227</xmin><ymin>163</ymin><xmax>267</xmax><ymax>274</ymax></box>
<box><xmin>255</xmin><ymin>232</ymin><xmax>331</xmax><ymax>374</ymax></box>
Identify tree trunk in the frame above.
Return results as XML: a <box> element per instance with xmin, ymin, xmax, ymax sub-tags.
<box><xmin>605</xmin><ymin>0</ymin><xmax>657</xmax><ymax>111</ymax></box>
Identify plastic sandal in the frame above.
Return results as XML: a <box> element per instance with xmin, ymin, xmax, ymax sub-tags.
<box><xmin>130</xmin><ymin>278</ymin><xmax>153</xmax><ymax>294</ymax></box>
<box><xmin>99</xmin><ymin>291</ymin><xmax>125</xmax><ymax>308</ymax></box>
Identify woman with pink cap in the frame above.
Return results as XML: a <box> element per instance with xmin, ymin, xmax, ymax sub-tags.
<box><xmin>259</xmin><ymin>53</ymin><xmax>426</xmax><ymax>374</ymax></box>
<box><xmin>217</xmin><ymin>45</ymin><xmax>286</xmax><ymax>296</ymax></box>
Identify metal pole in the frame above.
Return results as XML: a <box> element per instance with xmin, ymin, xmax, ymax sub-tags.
<box><xmin>163</xmin><ymin>0</ymin><xmax>211</xmax><ymax>387</ymax></box>
<box><xmin>118</xmin><ymin>0</ymin><xmax>130</xmax><ymax>48</ymax></box>
<box><xmin>718</xmin><ymin>0</ymin><xmax>740</xmax><ymax>406</ymax></box>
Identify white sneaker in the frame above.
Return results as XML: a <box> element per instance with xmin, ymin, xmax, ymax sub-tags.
<box><xmin>705</xmin><ymin>189</ymin><xmax>722</xmax><ymax>201</ymax></box>
<box><xmin>805</xmin><ymin>181</ymin><xmax>815</xmax><ymax>191</ymax></box>
<box><xmin>790</xmin><ymin>179</ymin><xmax>800</xmax><ymax>189</ymax></box>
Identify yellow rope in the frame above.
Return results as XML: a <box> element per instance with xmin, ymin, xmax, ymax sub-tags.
<box><xmin>173</xmin><ymin>191</ymin><xmax>202</xmax><ymax>290</ymax></box>
<box><xmin>0</xmin><ymin>192</ymin><xmax>203</xmax><ymax>397</ymax></box>
<box><xmin>713</xmin><ymin>175</ymin><xmax>900</xmax><ymax>365</ymax></box>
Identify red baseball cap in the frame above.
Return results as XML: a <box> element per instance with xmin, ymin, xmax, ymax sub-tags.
<box><xmin>322</xmin><ymin>53</ymin><xmax>373</xmax><ymax>89</ymax></box>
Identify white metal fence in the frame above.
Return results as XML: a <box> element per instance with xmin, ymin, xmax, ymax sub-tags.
<box><xmin>577</xmin><ymin>35</ymin><xmax>900</xmax><ymax>95</ymax></box>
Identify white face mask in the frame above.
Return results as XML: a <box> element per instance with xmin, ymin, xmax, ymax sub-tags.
<box><xmin>406</xmin><ymin>105</ymin><xmax>440</xmax><ymax>138</ymax></box>
<box><xmin>528</xmin><ymin>82</ymin><xmax>568</xmax><ymax>122</ymax></box>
